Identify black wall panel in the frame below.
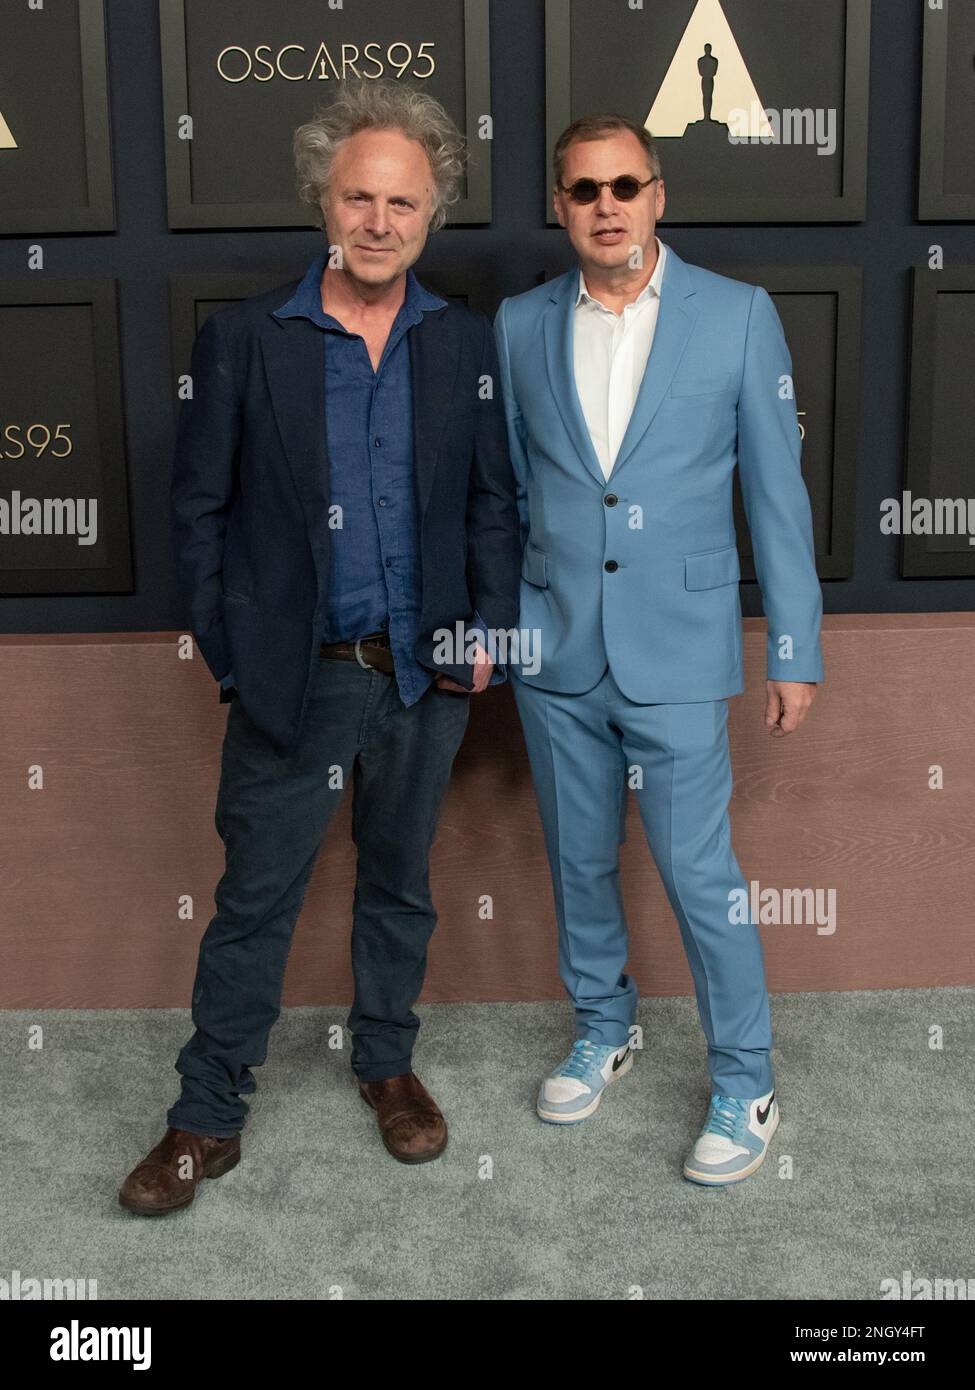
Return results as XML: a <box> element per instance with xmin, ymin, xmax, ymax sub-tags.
<box><xmin>1</xmin><ymin>0</ymin><xmax>973</xmax><ymax>626</ymax></box>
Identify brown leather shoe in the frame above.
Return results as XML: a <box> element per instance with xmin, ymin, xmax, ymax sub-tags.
<box><xmin>358</xmin><ymin>1072</ymin><xmax>447</xmax><ymax>1164</ymax></box>
<box><xmin>118</xmin><ymin>1127</ymin><xmax>241</xmax><ymax>1216</ymax></box>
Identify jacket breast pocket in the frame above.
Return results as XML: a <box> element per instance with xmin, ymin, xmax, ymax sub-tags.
<box><xmin>521</xmin><ymin>543</ymin><xmax>548</xmax><ymax>588</ymax></box>
<box><xmin>670</xmin><ymin>370</ymin><xmax>736</xmax><ymax>398</ymax></box>
<box><xmin>684</xmin><ymin>543</ymin><xmax>740</xmax><ymax>590</ymax></box>
<box><xmin>222</xmin><ymin>589</ymin><xmax>252</xmax><ymax>605</ymax></box>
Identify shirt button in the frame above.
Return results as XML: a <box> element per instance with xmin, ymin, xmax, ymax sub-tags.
<box><xmin>604</xmin><ymin>493</ymin><xmax>619</xmax><ymax>507</ymax></box>
<box><xmin>378</xmin><ymin>498</ymin><xmax>387</xmax><ymax>507</ymax></box>
<box><xmin>604</xmin><ymin>560</ymin><xmax>619</xmax><ymax>573</ymax></box>
<box><xmin>385</xmin><ymin>558</ymin><xmax>392</xmax><ymax>568</ymax></box>
<box><xmin>374</xmin><ymin>437</ymin><xmax>382</xmax><ymax>447</ymax></box>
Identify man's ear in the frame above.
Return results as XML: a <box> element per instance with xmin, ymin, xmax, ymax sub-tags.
<box><xmin>552</xmin><ymin>189</ymin><xmax>566</xmax><ymax>228</ymax></box>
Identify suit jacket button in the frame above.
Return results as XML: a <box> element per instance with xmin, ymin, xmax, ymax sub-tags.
<box><xmin>604</xmin><ymin>493</ymin><xmax>619</xmax><ymax>507</ymax></box>
<box><xmin>604</xmin><ymin>560</ymin><xmax>619</xmax><ymax>573</ymax></box>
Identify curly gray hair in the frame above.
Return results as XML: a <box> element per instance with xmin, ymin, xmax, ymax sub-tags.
<box><xmin>294</xmin><ymin>79</ymin><xmax>467</xmax><ymax>234</ymax></box>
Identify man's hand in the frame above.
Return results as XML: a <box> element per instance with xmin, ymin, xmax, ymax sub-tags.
<box><xmin>765</xmin><ymin>680</ymin><xmax>817</xmax><ymax>737</ymax></box>
<box><xmin>435</xmin><ymin>643</ymin><xmax>494</xmax><ymax>694</ymax></box>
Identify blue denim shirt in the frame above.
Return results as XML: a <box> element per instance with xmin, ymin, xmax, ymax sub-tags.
<box><xmin>218</xmin><ymin>252</ymin><xmax>504</xmax><ymax>701</ymax></box>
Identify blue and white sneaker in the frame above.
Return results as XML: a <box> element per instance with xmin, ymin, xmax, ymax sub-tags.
<box><xmin>536</xmin><ymin>1039</ymin><xmax>633</xmax><ymax>1124</ymax></box>
<box><xmin>682</xmin><ymin>1089</ymin><xmax>779</xmax><ymax>1185</ymax></box>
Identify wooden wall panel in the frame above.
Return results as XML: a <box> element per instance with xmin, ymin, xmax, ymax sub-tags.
<box><xmin>1</xmin><ymin>615</ymin><xmax>972</xmax><ymax>1007</ymax></box>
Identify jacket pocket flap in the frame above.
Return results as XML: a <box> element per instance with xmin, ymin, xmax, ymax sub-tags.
<box><xmin>521</xmin><ymin>543</ymin><xmax>548</xmax><ymax>588</ymax></box>
<box><xmin>684</xmin><ymin>544</ymin><xmax>740</xmax><ymax>590</ymax></box>
<box><xmin>670</xmin><ymin>370</ymin><xmax>736</xmax><ymax>397</ymax></box>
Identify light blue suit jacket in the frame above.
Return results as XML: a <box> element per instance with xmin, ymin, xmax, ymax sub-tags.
<box><xmin>493</xmin><ymin>242</ymin><xmax>825</xmax><ymax>700</ymax></box>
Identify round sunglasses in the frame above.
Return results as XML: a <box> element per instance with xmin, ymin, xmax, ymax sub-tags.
<box><xmin>558</xmin><ymin>175</ymin><xmax>658</xmax><ymax>204</ymax></box>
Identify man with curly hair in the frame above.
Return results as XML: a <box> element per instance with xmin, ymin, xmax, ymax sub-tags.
<box><xmin>119</xmin><ymin>81</ymin><xmax>520</xmax><ymax>1213</ymax></box>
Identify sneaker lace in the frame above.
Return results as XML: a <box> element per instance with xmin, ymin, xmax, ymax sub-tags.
<box><xmin>704</xmin><ymin>1094</ymin><xmax>749</xmax><ymax>1141</ymax></box>
<box><xmin>558</xmin><ymin>1039</ymin><xmax>601</xmax><ymax>1081</ymax></box>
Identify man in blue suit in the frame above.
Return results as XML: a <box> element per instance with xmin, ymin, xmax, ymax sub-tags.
<box><xmin>494</xmin><ymin>114</ymin><xmax>823</xmax><ymax>1185</ymax></box>
<box><xmin>120</xmin><ymin>82</ymin><xmax>520</xmax><ymax>1214</ymax></box>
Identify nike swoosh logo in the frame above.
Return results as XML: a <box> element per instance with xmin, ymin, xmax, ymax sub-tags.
<box><xmin>757</xmin><ymin>1092</ymin><xmax>775</xmax><ymax>1124</ymax></box>
<box><xmin>612</xmin><ymin>1048</ymin><xmax>630</xmax><ymax>1072</ymax></box>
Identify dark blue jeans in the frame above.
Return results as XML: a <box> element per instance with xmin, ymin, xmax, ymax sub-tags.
<box><xmin>166</xmin><ymin>654</ymin><xmax>471</xmax><ymax>1138</ymax></box>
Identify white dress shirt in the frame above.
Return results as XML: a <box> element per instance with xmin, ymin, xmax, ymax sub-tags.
<box><xmin>572</xmin><ymin>237</ymin><xmax>668</xmax><ymax>481</ymax></box>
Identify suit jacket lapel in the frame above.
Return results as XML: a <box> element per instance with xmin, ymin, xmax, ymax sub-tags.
<box><xmin>408</xmin><ymin>303</ymin><xmax>459</xmax><ymax>517</ymax></box>
<box><xmin>260</xmin><ymin>312</ymin><xmax>329</xmax><ymax>586</ymax></box>
<box><xmin>609</xmin><ymin>246</ymin><xmax>698</xmax><ymax>481</ymax></box>
<box><xmin>543</xmin><ymin>273</ymin><xmax>606</xmax><ymax>487</ymax></box>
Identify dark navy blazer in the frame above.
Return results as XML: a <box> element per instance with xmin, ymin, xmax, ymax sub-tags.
<box><xmin>170</xmin><ymin>270</ymin><xmax>522</xmax><ymax>757</ymax></box>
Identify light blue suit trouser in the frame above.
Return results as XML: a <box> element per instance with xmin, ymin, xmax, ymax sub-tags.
<box><xmin>512</xmin><ymin>665</ymin><xmax>774</xmax><ymax>1099</ymax></box>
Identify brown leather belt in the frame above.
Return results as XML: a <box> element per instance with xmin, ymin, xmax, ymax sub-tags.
<box><xmin>320</xmin><ymin>631</ymin><xmax>394</xmax><ymax>674</ymax></box>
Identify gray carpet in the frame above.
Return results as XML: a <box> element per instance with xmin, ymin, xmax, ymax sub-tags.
<box><xmin>2</xmin><ymin>990</ymin><xmax>972</xmax><ymax>1300</ymax></box>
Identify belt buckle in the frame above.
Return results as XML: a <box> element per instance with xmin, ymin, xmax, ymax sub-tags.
<box><xmin>353</xmin><ymin>637</ymin><xmax>371</xmax><ymax>670</ymax></box>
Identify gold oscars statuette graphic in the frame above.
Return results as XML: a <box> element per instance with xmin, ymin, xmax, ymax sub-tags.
<box><xmin>0</xmin><ymin>97</ymin><xmax>16</xmax><ymax>149</ymax></box>
<box><xmin>647</xmin><ymin>0</ymin><xmax>774</xmax><ymax>140</ymax></box>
